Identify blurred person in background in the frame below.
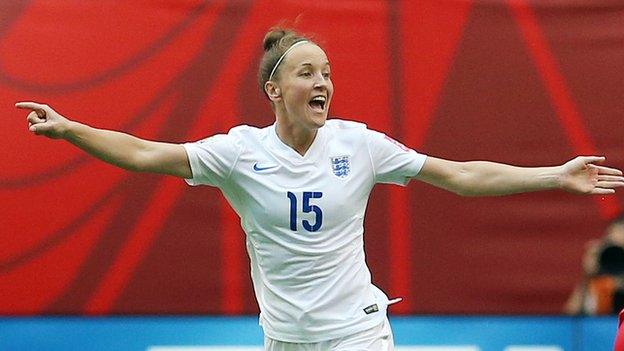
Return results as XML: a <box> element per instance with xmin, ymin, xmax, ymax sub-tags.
<box><xmin>566</xmin><ymin>216</ymin><xmax>624</xmax><ymax>315</ymax></box>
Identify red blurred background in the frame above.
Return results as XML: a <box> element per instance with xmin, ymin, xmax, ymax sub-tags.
<box><xmin>0</xmin><ymin>0</ymin><xmax>622</xmax><ymax>315</ymax></box>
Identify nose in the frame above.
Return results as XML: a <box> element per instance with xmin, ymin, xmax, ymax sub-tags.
<box><xmin>313</xmin><ymin>73</ymin><xmax>328</xmax><ymax>89</ymax></box>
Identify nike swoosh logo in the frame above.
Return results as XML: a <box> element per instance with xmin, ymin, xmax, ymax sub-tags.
<box><xmin>253</xmin><ymin>163</ymin><xmax>278</xmax><ymax>172</ymax></box>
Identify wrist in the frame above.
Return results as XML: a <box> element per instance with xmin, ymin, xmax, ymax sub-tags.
<box><xmin>552</xmin><ymin>165</ymin><xmax>566</xmax><ymax>190</ymax></box>
<box><xmin>534</xmin><ymin>166</ymin><xmax>564</xmax><ymax>191</ymax></box>
<box><xmin>62</xmin><ymin>120</ymin><xmax>82</xmax><ymax>141</ymax></box>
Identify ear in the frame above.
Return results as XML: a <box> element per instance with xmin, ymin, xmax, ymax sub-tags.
<box><xmin>264</xmin><ymin>81</ymin><xmax>282</xmax><ymax>102</ymax></box>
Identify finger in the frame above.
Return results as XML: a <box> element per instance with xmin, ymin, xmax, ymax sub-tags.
<box><xmin>598</xmin><ymin>175</ymin><xmax>624</xmax><ymax>182</ymax></box>
<box><xmin>596</xmin><ymin>181</ymin><xmax>624</xmax><ymax>189</ymax></box>
<box><xmin>16</xmin><ymin>101</ymin><xmax>47</xmax><ymax>118</ymax></box>
<box><xmin>581</xmin><ymin>156</ymin><xmax>606</xmax><ymax>164</ymax></box>
<box><xmin>29</xmin><ymin>123</ymin><xmax>49</xmax><ymax>135</ymax></box>
<box><xmin>590</xmin><ymin>188</ymin><xmax>616</xmax><ymax>195</ymax></box>
<box><xmin>590</xmin><ymin>164</ymin><xmax>623</xmax><ymax>176</ymax></box>
<box><xmin>26</xmin><ymin>111</ymin><xmax>46</xmax><ymax>124</ymax></box>
<box><xmin>15</xmin><ymin>101</ymin><xmax>46</xmax><ymax>111</ymax></box>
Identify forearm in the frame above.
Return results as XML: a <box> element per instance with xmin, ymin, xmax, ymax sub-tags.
<box><xmin>416</xmin><ymin>157</ymin><xmax>563</xmax><ymax>196</ymax></box>
<box><xmin>16</xmin><ymin>101</ymin><xmax>191</xmax><ymax>177</ymax></box>
<box><xmin>417</xmin><ymin>155</ymin><xmax>622</xmax><ymax>196</ymax></box>
<box><xmin>64</xmin><ymin>121</ymin><xmax>155</xmax><ymax>172</ymax></box>
<box><xmin>453</xmin><ymin>161</ymin><xmax>562</xmax><ymax>196</ymax></box>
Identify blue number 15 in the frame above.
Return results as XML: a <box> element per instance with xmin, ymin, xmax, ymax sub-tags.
<box><xmin>287</xmin><ymin>191</ymin><xmax>323</xmax><ymax>232</ymax></box>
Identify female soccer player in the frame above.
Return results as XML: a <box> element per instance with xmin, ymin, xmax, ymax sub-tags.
<box><xmin>16</xmin><ymin>28</ymin><xmax>624</xmax><ymax>350</ymax></box>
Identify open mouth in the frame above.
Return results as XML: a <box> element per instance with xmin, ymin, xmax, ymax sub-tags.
<box><xmin>308</xmin><ymin>95</ymin><xmax>327</xmax><ymax>113</ymax></box>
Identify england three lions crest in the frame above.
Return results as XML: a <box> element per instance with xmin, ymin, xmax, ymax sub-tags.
<box><xmin>330</xmin><ymin>156</ymin><xmax>350</xmax><ymax>178</ymax></box>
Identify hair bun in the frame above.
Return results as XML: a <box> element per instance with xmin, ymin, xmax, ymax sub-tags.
<box><xmin>257</xmin><ymin>27</ymin><xmax>313</xmax><ymax>95</ymax></box>
<box><xmin>263</xmin><ymin>28</ymin><xmax>293</xmax><ymax>51</ymax></box>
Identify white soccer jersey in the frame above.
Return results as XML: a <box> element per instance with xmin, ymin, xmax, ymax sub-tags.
<box><xmin>183</xmin><ymin>119</ymin><xmax>427</xmax><ymax>342</ymax></box>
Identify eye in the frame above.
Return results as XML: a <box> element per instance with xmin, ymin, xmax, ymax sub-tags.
<box><xmin>299</xmin><ymin>71</ymin><xmax>312</xmax><ymax>77</ymax></box>
<box><xmin>323</xmin><ymin>72</ymin><xmax>331</xmax><ymax>79</ymax></box>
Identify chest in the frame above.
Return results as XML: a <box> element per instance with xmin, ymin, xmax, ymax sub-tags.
<box><xmin>229</xmin><ymin>147</ymin><xmax>374</xmax><ymax>234</ymax></box>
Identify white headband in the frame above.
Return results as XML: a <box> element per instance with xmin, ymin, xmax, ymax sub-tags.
<box><xmin>268</xmin><ymin>40</ymin><xmax>309</xmax><ymax>81</ymax></box>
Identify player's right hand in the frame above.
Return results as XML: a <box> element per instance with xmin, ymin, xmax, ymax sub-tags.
<box><xmin>15</xmin><ymin>102</ymin><xmax>71</xmax><ymax>139</ymax></box>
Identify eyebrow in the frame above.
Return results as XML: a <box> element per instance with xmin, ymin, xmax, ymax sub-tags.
<box><xmin>299</xmin><ymin>61</ymin><xmax>331</xmax><ymax>67</ymax></box>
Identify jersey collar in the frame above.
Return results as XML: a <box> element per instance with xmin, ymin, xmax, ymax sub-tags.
<box><xmin>268</xmin><ymin>123</ymin><xmax>327</xmax><ymax>164</ymax></box>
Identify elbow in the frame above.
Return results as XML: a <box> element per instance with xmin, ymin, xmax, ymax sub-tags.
<box><xmin>448</xmin><ymin>174</ymin><xmax>484</xmax><ymax>197</ymax></box>
<box><xmin>124</xmin><ymin>162</ymin><xmax>143</xmax><ymax>173</ymax></box>
<box><xmin>454</xmin><ymin>187</ymin><xmax>480</xmax><ymax>197</ymax></box>
<box><xmin>435</xmin><ymin>180</ymin><xmax>478</xmax><ymax>196</ymax></box>
<box><xmin>121</xmin><ymin>150</ymin><xmax>150</xmax><ymax>173</ymax></box>
<box><xmin>446</xmin><ymin>170</ymin><xmax>480</xmax><ymax>197</ymax></box>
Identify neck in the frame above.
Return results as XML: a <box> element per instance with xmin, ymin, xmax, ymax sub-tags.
<box><xmin>275</xmin><ymin>118</ymin><xmax>318</xmax><ymax>156</ymax></box>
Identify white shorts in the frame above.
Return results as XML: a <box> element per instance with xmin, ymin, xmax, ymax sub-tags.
<box><xmin>263</xmin><ymin>317</ymin><xmax>394</xmax><ymax>351</ymax></box>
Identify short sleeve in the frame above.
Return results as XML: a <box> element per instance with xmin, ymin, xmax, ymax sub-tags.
<box><xmin>182</xmin><ymin>133</ymin><xmax>242</xmax><ymax>187</ymax></box>
<box><xmin>365</xmin><ymin>130</ymin><xmax>427</xmax><ymax>186</ymax></box>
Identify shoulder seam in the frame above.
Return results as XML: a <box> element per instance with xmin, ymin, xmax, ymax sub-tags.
<box><xmin>364</xmin><ymin>130</ymin><xmax>378</xmax><ymax>182</ymax></box>
<box><xmin>223</xmin><ymin>133</ymin><xmax>244</xmax><ymax>183</ymax></box>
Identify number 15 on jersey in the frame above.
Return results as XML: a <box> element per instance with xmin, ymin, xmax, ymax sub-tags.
<box><xmin>287</xmin><ymin>191</ymin><xmax>323</xmax><ymax>232</ymax></box>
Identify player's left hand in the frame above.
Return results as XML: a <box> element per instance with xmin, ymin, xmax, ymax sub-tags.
<box><xmin>559</xmin><ymin>156</ymin><xmax>624</xmax><ymax>195</ymax></box>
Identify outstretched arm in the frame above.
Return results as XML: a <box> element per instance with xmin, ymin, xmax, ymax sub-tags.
<box><xmin>415</xmin><ymin>156</ymin><xmax>624</xmax><ymax>196</ymax></box>
<box><xmin>16</xmin><ymin>102</ymin><xmax>192</xmax><ymax>179</ymax></box>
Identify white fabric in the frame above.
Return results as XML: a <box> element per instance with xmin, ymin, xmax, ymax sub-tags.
<box><xmin>183</xmin><ymin>119</ymin><xmax>426</xmax><ymax>342</ymax></box>
<box><xmin>264</xmin><ymin>317</ymin><xmax>394</xmax><ymax>351</ymax></box>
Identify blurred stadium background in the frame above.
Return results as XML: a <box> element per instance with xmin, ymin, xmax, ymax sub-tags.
<box><xmin>0</xmin><ymin>0</ymin><xmax>622</xmax><ymax>350</ymax></box>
